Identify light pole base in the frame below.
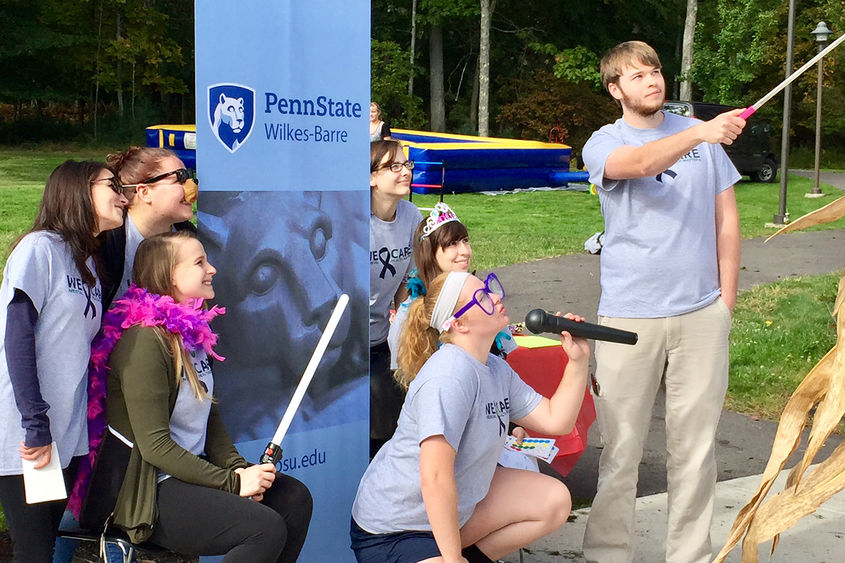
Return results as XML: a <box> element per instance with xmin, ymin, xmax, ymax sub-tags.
<box><xmin>804</xmin><ymin>192</ymin><xmax>825</xmax><ymax>198</ymax></box>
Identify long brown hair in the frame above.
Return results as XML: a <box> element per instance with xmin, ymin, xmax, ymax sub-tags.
<box><xmin>133</xmin><ymin>230</ymin><xmax>212</xmax><ymax>401</ymax></box>
<box><xmin>413</xmin><ymin>219</ymin><xmax>470</xmax><ymax>288</ymax></box>
<box><xmin>16</xmin><ymin>160</ymin><xmax>108</xmax><ymax>287</ymax></box>
<box><xmin>395</xmin><ymin>273</ymin><xmax>460</xmax><ymax>389</ymax></box>
<box><xmin>107</xmin><ymin>146</ymin><xmax>176</xmax><ymax>206</ymax></box>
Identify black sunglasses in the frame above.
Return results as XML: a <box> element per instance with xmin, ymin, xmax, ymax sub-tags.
<box><xmin>123</xmin><ymin>168</ymin><xmax>194</xmax><ymax>188</ymax></box>
<box><xmin>90</xmin><ymin>175</ymin><xmax>124</xmax><ymax>195</ymax></box>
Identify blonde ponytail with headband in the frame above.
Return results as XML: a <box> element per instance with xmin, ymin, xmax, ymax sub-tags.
<box><xmin>395</xmin><ymin>272</ymin><xmax>469</xmax><ymax>389</ymax></box>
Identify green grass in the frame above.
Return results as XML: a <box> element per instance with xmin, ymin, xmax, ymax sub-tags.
<box><xmin>0</xmin><ymin>147</ymin><xmax>109</xmax><ymax>259</ymax></box>
<box><xmin>411</xmin><ymin>190</ymin><xmax>604</xmax><ymax>270</ymax></box>
<box><xmin>412</xmin><ymin>172</ymin><xmax>845</xmax><ymax>269</ymax></box>
<box><xmin>734</xmin><ymin>175</ymin><xmax>845</xmax><ymax>239</ymax></box>
<box><xmin>1</xmin><ymin>148</ymin><xmax>845</xmax><ymax>534</ymax></box>
<box><xmin>3</xmin><ymin>146</ymin><xmax>845</xmax><ymax>270</ymax></box>
<box><xmin>1</xmin><ymin>154</ymin><xmax>845</xmax><ymax>419</ymax></box>
<box><xmin>727</xmin><ymin>272</ymin><xmax>841</xmax><ymax>422</ymax></box>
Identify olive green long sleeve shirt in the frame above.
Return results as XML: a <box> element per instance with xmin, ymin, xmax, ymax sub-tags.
<box><xmin>106</xmin><ymin>325</ymin><xmax>248</xmax><ymax>542</ymax></box>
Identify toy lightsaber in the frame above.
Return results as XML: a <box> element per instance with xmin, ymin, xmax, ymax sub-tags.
<box><xmin>259</xmin><ymin>293</ymin><xmax>350</xmax><ymax>465</ymax></box>
<box><xmin>739</xmin><ymin>33</ymin><xmax>845</xmax><ymax>120</ymax></box>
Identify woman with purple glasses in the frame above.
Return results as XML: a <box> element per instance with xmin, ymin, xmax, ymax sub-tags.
<box><xmin>351</xmin><ymin>271</ymin><xmax>591</xmax><ymax>563</ymax></box>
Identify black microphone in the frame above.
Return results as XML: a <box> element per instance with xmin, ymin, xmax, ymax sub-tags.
<box><xmin>524</xmin><ymin>309</ymin><xmax>638</xmax><ymax>345</ymax></box>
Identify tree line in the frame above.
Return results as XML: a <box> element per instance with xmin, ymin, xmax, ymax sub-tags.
<box><xmin>1</xmin><ymin>1</ymin><xmax>843</xmax><ymax>155</ymax></box>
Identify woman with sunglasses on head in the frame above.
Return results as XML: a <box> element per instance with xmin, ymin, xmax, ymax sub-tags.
<box><xmin>100</xmin><ymin>147</ymin><xmax>198</xmax><ymax>309</ymax></box>
<box><xmin>0</xmin><ymin>161</ymin><xmax>127</xmax><ymax>562</ymax></box>
<box><xmin>351</xmin><ymin>271</ymin><xmax>590</xmax><ymax>563</ymax></box>
<box><xmin>369</xmin><ymin>140</ymin><xmax>423</xmax><ymax>457</ymax></box>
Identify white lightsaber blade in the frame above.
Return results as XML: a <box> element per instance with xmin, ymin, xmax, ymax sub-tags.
<box><xmin>260</xmin><ymin>293</ymin><xmax>349</xmax><ymax>464</ymax></box>
<box><xmin>740</xmin><ymin>33</ymin><xmax>845</xmax><ymax>119</ymax></box>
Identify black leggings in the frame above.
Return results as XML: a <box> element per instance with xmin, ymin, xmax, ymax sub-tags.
<box><xmin>0</xmin><ymin>456</ymin><xmax>80</xmax><ymax>563</ymax></box>
<box><xmin>369</xmin><ymin>341</ymin><xmax>404</xmax><ymax>457</ymax></box>
<box><xmin>148</xmin><ymin>471</ymin><xmax>312</xmax><ymax>563</ymax></box>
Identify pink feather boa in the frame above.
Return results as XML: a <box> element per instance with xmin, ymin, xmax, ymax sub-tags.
<box><xmin>67</xmin><ymin>284</ymin><xmax>225</xmax><ymax>518</ymax></box>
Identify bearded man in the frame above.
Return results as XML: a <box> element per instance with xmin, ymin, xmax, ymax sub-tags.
<box><xmin>581</xmin><ymin>40</ymin><xmax>745</xmax><ymax>563</ymax></box>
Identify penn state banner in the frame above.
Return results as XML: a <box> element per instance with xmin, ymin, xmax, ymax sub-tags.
<box><xmin>195</xmin><ymin>2</ymin><xmax>369</xmax><ymax>560</ymax></box>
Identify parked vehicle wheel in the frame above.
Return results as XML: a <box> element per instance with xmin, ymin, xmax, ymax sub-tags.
<box><xmin>752</xmin><ymin>158</ymin><xmax>777</xmax><ymax>183</ymax></box>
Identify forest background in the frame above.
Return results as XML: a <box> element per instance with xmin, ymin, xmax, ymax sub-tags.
<box><xmin>1</xmin><ymin>0</ymin><xmax>844</xmax><ymax>166</ymax></box>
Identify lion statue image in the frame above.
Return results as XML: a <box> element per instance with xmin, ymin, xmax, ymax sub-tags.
<box><xmin>212</xmin><ymin>93</ymin><xmax>245</xmax><ymax>135</ymax></box>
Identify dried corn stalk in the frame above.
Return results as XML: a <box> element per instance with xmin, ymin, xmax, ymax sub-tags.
<box><xmin>714</xmin><ymin>196</ymin><xmax>845</xmax><ymax>563</ymax></box>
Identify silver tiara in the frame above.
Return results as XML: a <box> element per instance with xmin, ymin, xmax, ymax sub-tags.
<box><xmin>421</xmin><ymin>202</ymin><xmax>461</xmax><ymax>239</ymax></box>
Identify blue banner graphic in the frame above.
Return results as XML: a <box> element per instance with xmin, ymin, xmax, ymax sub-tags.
<box><xmin>196</xmin><ymin>2</ymin><xmax>369</xmax><ymax>192</ymax></box>
<box><xmin>195</xmin><ymin>1</ymin><xmax>369</xmax><ymax>560</ymax></box>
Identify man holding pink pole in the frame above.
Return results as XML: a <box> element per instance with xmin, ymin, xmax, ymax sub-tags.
<box><xmin>581</xmin><ymin>41</ymin><xmax>744</xmax><ymax>563</ymax></box>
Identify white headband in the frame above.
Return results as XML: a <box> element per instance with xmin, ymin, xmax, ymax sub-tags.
<box><xmin>430</xmin><ymin>272</ymin><xmax>470</xmax><ymax>333</ymax></box>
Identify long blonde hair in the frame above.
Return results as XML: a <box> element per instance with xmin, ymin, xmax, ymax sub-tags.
<box><xmin>133</xmin><ymin>231</ymin><xmax>212</xmax><ymax>401</ymax></box>
<box><xmin>395</xmin><ymin>273</ymin><xmax>457</xmax><ymax>389</ymax></box>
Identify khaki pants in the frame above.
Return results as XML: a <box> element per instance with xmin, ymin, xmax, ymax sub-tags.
<box><xmin>583</xmin><ymin>299</ymin><xmax>731</xmax><ymax>563</ymax></box>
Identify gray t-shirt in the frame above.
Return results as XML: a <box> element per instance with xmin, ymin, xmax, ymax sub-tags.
<box><xmin>583</xmin><ymin>112</ymin><xmax>741</xmax><ymax>318</ymax></box>
<box><xmin>158</xmin><ymin>349</ymin><xmax>214</xmax><ymax>483</ymax></box>
<box><xmin>120</xmin><ymin>213</ymin><xmax>146</xmax><ymax>296</ymax></box>
<box><xmin>387</xmin><ymin>295</ymin><xmax>413</xmax><ymax>369</ymax></box>
<box><xmin>369</xmin><ymin>199</ymin><xmax>422</xmax><ymax>346</ymax></box>
<box><xmin>0</xmin><ymin>232</ymin><xmax>101</xmax><ymax>473</ymax></box>
<box><xmin>352</xmin><ymin>344</ymin><xmax>542</xmax><ymax>533</ymax></box>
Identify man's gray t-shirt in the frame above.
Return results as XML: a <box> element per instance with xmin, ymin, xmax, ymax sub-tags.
<box><xmin>583</xmin><ymin>111</ymin><xmax>741</xmax><ymax>318</ymax></box>
<box><xmin>369</xmin><ymin>199</ymin><xmax>422</xmax><ymax>346</ymax></box>
<box><xmin>352</xmin><ymin>344</ymin><xmax>542</xmax><ymax>533</ymax></box>
<box><xmin>0</xmin><ymin>232</ymin><xmax>101</xmax><ymax>473</ymax></box>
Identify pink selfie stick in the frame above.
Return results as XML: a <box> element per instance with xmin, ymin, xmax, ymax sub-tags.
<box><xmin>739</xmin><ymin>32</ymin><xmax>845</xmax><ymax>120</ymax></box>
<box><xmin>259</xmin><ymin>293</ymin><xmax>350</xmax><ymax>465</ymax></box>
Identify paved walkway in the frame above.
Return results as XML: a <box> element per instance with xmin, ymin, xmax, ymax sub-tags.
<box><xmin>790</xmin><ymin>169</ymin><xmax>845</xmax><ymax>192</ymax></box>
<box><xmin>501</xmin><ymin>468</ymin><xmax>845</xmax><ymax>562</ymax></box>
<box><xmin>486</xmin><ymin>173</ymin><xmax>845</xmax><ymax>562</ymax></box>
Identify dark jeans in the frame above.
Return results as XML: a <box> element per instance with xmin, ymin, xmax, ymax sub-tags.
<box><xmin>148</xmin><ymin>472</ymin><xmax>312</xmax><ymax>563</ymax></box>
<box><xmin>369</xmin><ymin>341</ymin><xmax>404</xmax><ymax>457</ymax></box>
<box><xmin>350</xmin><ymin>518</ymin><xmax>494</xmax><ymax>563</ymax></box>
<box><xmin>0</xmin><ymin>456</ymin><xmax>80</xmax><ymax>563</ymax></box>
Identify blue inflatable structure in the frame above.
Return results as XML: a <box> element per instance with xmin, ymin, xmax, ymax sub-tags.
<box><xmin>145</xmin><ymin>124</ymin><xmax>589</xmax><ymax>194</ymax></box>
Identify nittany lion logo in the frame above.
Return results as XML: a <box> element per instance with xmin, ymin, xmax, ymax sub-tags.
<box><xmin>208</xmin><ymin>83</ymin><xmax>255</xmax><ymax>153</ymax></box>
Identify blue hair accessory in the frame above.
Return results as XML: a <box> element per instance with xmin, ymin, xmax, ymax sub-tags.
<box><xmin>406</xmin><ymin>271</ymin><xmax>426</xmax><ymax>299</ymax></box>
<box><xmin>494</xmin><ymin>330</ymin><xmax>518</xmax><ymax>355</ymax></box>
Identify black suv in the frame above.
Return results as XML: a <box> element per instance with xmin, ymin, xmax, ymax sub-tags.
<box><xmin>663</xmin><ymin>101</ymin><xmax>778</xmax><ymax>183</ymax></box>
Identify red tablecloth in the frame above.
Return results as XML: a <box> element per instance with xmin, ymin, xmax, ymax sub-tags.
<box><xmin>505</xmin><ymin>337</ymin><xmax>595</xmax><ymax>477</ymax></box>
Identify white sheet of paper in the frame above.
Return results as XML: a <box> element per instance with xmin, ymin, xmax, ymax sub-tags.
<box><xmin>498</xmin><ymin>447</ymin><xmax>540</xmax><ymax>472</ymax></box>
<box><xmin>22</xmin><ymin>442</ymin><xmax>66</xmax><ymax>504</ymax></box>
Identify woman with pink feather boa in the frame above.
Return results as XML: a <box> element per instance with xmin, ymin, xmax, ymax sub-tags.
<box><xmin>71</xmin><ymin>231</ymin><xmax>312</xmax><ymax>562</ymax></box>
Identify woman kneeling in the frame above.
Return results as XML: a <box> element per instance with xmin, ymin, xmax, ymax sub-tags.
<box><xmin>351</xmin><ymin>271</ymin><xmax>590</xmax><ymax>562</ymax></box>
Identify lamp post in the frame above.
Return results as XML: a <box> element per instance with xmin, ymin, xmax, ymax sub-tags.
<box><xmin>807</xmin><ymin>21</ymin><xmax>832</xmax><ymax>198</ymax></box>
<box><xmin>774</xmin><ymin>0</ymin><xmax>796</xmax><ymax>224</ymax></box>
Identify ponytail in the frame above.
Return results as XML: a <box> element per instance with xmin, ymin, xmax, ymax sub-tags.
<box><xmin>395</xmin><ymin>274</ymin><xmax>452</xmax><ymax>389</ymax></box>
